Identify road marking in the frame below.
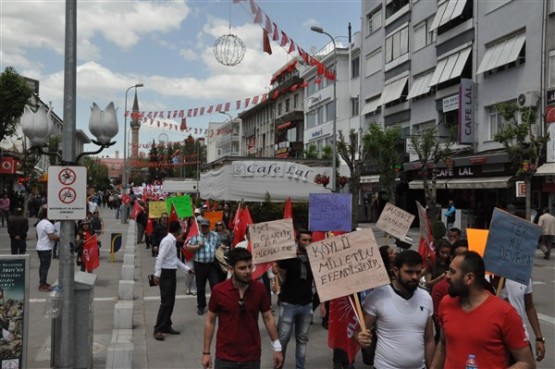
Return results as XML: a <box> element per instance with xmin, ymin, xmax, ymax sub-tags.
<box><xmin>144</xmin><ymin>294</ymin><xmax>201</xmax><ymax>301</ymax></box>
<box><xmin>538</xmin><ymin>313</ymin><xmax>555</xmax><ymax>325</ymax></box>
<box><xmin>30</xmin><ymin>296</ymin><xmax>117</xmax><ymax>303</ymax></box>
<box><xmin>532</xmin><ymin>281</ymin><xmax>546</xmax><ymax>285</ymax></box>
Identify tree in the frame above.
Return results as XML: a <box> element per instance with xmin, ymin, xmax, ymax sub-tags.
<box><xmin>0</xmin><ymin>67</ymin><xmax>35</xmax><ymax>143</ymax></box>
<box><xmin>304</xmin><ymin>144</ymin><xmax>318</xmax><ymax>159</ymax></box>
<box><xmin>364</xmin><ymin>123</ymin><xmax>402</xmax><ymax>205</ymax></box>
<box><xmin>82</xmin><ymin>157</ymin><xmax>111</xmax><ymax>191</ymax></box>
<box><xmin>337</xmin><ymin>129</ymin><xmax>371</xmax><ymax>228</ymax></box>
<box><xmin>494</xmin><ymin>102</ymin><xmax>549</xmax><ymax>220</ymax></box>
<box><xmin>46</xmin><ymin>134</ymin><xmax>62</xmax><ymax>165</ymax></box>
<box><xmin>410</xmin><ymin>127</ymin><xmax>453</xmax><ymax>221</ymax></box>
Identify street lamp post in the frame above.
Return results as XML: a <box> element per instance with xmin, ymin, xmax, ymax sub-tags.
<box><xmin>311</xmin><ymin>26</ymin><xmax>337</xmax><ymax>192</ymax></box>
<box><xmin>121</xmin><ymin>83</ymin><xmax>143</xmax><ymax>224</ymax></box>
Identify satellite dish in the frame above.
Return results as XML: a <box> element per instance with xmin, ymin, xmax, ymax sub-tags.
<box><xmin>158</xmin><ymin>133</ymin><xmax>169</xmax><ymax>144</ymax></box>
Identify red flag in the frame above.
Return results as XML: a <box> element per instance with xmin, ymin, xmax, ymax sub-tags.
<box><xmin>180</xmin><ymin>118</ymin><xmax>187</xmax><ymax>131</ymax></box>
<box><xmin>146</xmin><ymin>218</ymin><xmax>154</xmax><ymax>235</ymax></box>
<box><xmin>169</xmin><ymin>203</ymin><xmax>179</xmax><ymax>224</ymax></box>
<box><xmin>280</xmin><ymin>31</ymin><xmax>289</xmax><ymax>47</ymax></box>
<box><xmin>232</xmin><ymin>206</ymin><xmax>253</xmax><ymax>247</ymax></box>
<box><xmin>288</xmin><ymin>39</ymin><xmax>295</xmax><ymax>54</ymax></box>
<box><xmin>204</xmin><ymin>199</ymin><xmax>210</xmax><ymax>208</ymax></box>
<box><xmin>272</xmin><ymin>22</ymin><xmax>280</xmax><ymax>41</ymax></box>
<box><xmin>283</xmin><ymin>197</ymin><xmax>293</xmax><ymax>219</ymax></box>
<box><xmin>83</xmin><ymin>234</ymin><xmax>100</xmax><ymax>272</ymax></box>
<box><xmin>0</xmin><ymin>157</ymin><xmax>16</xmax><ymax>174</ymax></box>
<box><xmin>254</xmin><ymin>6</ymin><xmax>262</xmax><ymax>23</ymax></box>
<box><xmin>130</xmin><ymin>201</ymin><xmax>143</xmax><ymax>220</ymax></box>
<box><xmin>263</xmin><ymin>29</ymin><xmax>272</xmax><ymax>55</ymax></box>
<box><xmin>264</xmin><ymin>15</ymin><xmax>272</xmax><ymax>33</ymax></box>
<box><xmin>328</xmin><ymin>296</ymin><xmax>361</xmax><ymax>364</ymax></box>
<box><xmin>183</xmin><ymin>218</ymin><xmax>199</xmax><ymax>261</ymax></box>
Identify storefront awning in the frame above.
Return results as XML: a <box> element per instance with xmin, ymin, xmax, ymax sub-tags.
<box><xmin>429</xmin><ymin>47</ymin><xmax>471</xmax><ymax>86</ymax></box>
<box><xmin>361</xmin><ymin>98</ymin><xmax>381</xmax><ymax>115</ymax></box>
<box><xmin>378</xmin><ymin>76</ymin><xmax>408</xmax><ymax>106</ymax></box>
<box><xmin>409</xmin><ymin>176</ymin><xmax>512</xmax><ymax>190</ymax></box>
<box><xmin>535</xmin><ymin>163</ymin><xmax>555</xmax><ymax>176</ymax></box>
<box><xmin>430</xmin><ymin>0</ymin><xmax>468</xmax><ymax>31</ymax></box>
<box><xmin>407</xmin><ymin>71</ymin><xmax>434</xmax><ymax>99</ymax></box>
<box><xmin>477</xmin><ymin>34</ymin><xmax>526</xmax><ymax>74</ymax></box>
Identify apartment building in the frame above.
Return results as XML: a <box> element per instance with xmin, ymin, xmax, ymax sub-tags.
<box><xmin>360</xmin><ymin>0</ymin><xmax>555</xmax><ymax>217</ymax></box>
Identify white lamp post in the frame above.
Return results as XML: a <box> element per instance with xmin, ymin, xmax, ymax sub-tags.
<box><xmin>311</xmin><ymin>26</ymin><xmax>337</xmax><ymax>192</ymax></box>
<box><xmin>121</xmin><ymin>83</ymin><xmax>143</xmax><ymax>224</ymax></box>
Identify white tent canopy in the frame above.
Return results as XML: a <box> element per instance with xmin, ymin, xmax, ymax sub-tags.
<box><xmin>200</xmin><ymin>160</ymin><xmax>333</xmax><ymax>202</ymax></box>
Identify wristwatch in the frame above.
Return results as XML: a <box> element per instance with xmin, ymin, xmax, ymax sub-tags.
<box><xmin>536</xmin><ymin>337</ymin><xmax>545</xmax><ymax>343</ymax></box>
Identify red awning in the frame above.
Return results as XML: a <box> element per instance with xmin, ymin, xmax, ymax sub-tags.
<box><xmin>277</xmin><ymin>122</ymin><xmax>292</xmax><ymax>130</ymax></box>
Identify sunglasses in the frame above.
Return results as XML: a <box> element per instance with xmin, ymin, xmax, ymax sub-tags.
<box><xmin>216</xmin><ymin>224</ymin><xmax>223</xmax><ymax>227</ymax></box>
<box><xmin>238</xmin><ymin>298</ymin><xmax>246</xmax><ymax>313</ymax></box>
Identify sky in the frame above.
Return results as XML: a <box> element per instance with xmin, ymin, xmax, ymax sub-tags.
<box><xmin>0</xmin><ymin>0</ymin><xmax>361</xmax><ymax>158</ymax></box>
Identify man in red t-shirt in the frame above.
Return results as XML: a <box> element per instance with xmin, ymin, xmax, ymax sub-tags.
<box><xmin>202</xmin><ymin>248</ymin><xmax>283</xmax><ymax>369</ymax></box>
<box><xmin>430</xmin><ymin>251</ymin><xmax>534</xmax><ymax>369</ymax></box>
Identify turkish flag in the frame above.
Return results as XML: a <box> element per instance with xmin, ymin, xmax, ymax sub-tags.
<box><xmin>130</xmin><ymin>201</ymin><xmax>143</xmax><ymax>220</ymax></box>
<box><xmin>182</xmin><ymin>218</ymin><xmax>199</xmax><ymax>261</ymax></box>
<box><xmin>121</xmin><ymin>194</ymin><xmax>131</xmax><ymax>204</ymax></box>
<box><xmin>145</xmin><ymin>219</ymin><xmax>154</xmax><ymax>235</ymax></box>
<box><xmin>0</xmin><ymin>157</ymin><xmax>16</xmax><ymax>174</ymax></box>
<box><xmin>232</xmin><ymin>206</ymin><xmax>253</xmax><ymax>247</ymax></box>
<box><xmin>83</xmin><ymin>234</ymin><xmax>100</xmax><ymax>272</ymax></box>
<box><xmin>169</xmin><ymin>203</ymin><xmax>179</xmax><ymax>231</ymax></box>
<box><xmin>328</xmin><ymin>296</ymin><xmax>360</xmax><ymax>364</ymax></box>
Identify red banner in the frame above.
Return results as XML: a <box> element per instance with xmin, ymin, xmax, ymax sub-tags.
<box><xmin>0</xmin><ymin>157</ymin><xmax>16</xmax><ymax>174</ymax></box>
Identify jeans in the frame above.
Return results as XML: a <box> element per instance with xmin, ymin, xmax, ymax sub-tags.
<box><xmin>194</xmin><ymin>261</ymin><xmax>220</xmax><ymax>309</ymax></box>
<box><xmin>278</xmin><ymin>302</ymin><xmax>312</xmax><ymax>369</ymax></box>
<box><xmin>10</xmin><ymin>238</ymin><xmax>27</xmax><ymax>255</ymax></box>
<box><xmin>154</xmin><ymin>269</ymin><xmax>177</xmax><ymax>332</ymax></box>
<box><xmin>37</xmin><ymin>250</ymin><xmax>52</xmax><ymax>285</ymax></box>
<box><xmin>214</xmin><ymin>358</ymin><xmax>260</xmax><ymax>369</ymax></box>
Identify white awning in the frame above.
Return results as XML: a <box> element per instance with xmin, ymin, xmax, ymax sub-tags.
<box><xmin>378</xmin><ymin>76</ymin><xmax>409</xmax><ymax>106</ymax></box>
<box><xmin>535</xmin><ymin>163</ymin><xmax>555</xmax><ymax>176</ymax></box>
<box><xmin>407</xmin><ymin>71</ymin><xmax>435</xmax><ymax>99</ymax></box>
<box><xmin>477</xmin><ymin>34</ymin><xmax>526</xmax><ymax>74</ymax></box>
<box><xmin>409</xmin><ymin>176</ymin><xmax>512</xmax><ymax>190</ymax></box>
<box><xmin>429</xmin><ymin>47</ymin><xmax>471</xmax><ymax>86</ymax></box>
<box><xmin>430</xmin><ymin>0</ymin><xmax>468</xmax><ymax>31</ymax></box>
<box><xmin>361</xmin><ymin>98</ymin><xmax>381</xmax><ymax>115</ymax></box>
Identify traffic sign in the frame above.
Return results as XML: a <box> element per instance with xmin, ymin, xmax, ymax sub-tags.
<box><xmin>47</xmin><ymin>166</ymin><xmax>87</xmax><ymax>220</ymax></box>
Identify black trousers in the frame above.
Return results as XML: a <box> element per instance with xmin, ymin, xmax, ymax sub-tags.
<box><xmin>154</xmin><ymin>269</ymin><xmax>177</xmax><ymax>332</ymax></box>
<box><xmin>194</xmin><ymin>261</ymin><xmax>220</xmax><ymax>309</ymax></box>
<box><xmin>10</xmin><ymin>238</ymin><xmax>27</xmax><ymax>255</ymax></box>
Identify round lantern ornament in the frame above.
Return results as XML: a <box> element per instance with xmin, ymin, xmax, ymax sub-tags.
<box><xmin>214</xmin><ymin>34</ymin><xmax>246</xmax><ymax>67</ymax></box>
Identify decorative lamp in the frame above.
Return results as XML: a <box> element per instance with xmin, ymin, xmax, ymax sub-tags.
<box><xmin>21</xmin><ymin>105</ymin><xmax>53</xmax><ymax>147</ymax></box>
<box><xmin>89</xmin><ymin>102</ymin><xmax>119</xmax><ymax>145</ymax></box>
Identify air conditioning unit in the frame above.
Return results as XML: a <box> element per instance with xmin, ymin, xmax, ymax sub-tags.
<box><xmin>517</xmin><ymin>91</ymin><xmax>540</xmax><ymax>107</ymax></box>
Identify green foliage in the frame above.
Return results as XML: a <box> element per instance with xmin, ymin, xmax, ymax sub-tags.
<box><xmin>82</xmin><ymin>157</ymin><xmax>112</xmax><ymax>191</ymax></box>
<box><xmin>46</xmin><ymin>134</ymin><xmax>62</xmax><ymax>165</ymax></box>
<box><xmin>321</xmin><ymin>145</ymin><xmax>333</xmax><ymax>160</ymax></box>
<box><xmin>304</xmin><ymin>144</ymin><xmax>318</xmax><ymax>159</ymax></box>
<box><xmin>0</xmin><ymin>67</ymin><xmax>35</xmax><ymax>143</ymax></box>
<box><xmin>431</xmin><ymin>220</ymin><xmax>446</xmax><ymax>241</ymax></box>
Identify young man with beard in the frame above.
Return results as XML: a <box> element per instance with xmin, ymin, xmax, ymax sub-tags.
<box><xmin>431</xmin><ymin>251</ymin><xmax>534</xmax><ymax>369</ymax></box>
<box><xmin>357</xmin><ymin>250</ymin><xmax>435</xmax><ymax>369</ymax></box>
<box><xmin>202</xmin><ymin>248</ymin><xmax>283</xmax><ymax>369</ymax></box>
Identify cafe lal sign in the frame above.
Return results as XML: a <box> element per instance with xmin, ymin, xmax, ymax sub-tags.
<box><xmin>437</xmin><ymin>166</ymin><xmax>476</xmax><ymax>178</ymax></box>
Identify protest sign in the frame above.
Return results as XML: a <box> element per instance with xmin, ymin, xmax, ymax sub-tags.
<box><xmin>483</xmin><ymin>208</ymin><xmax>542</xmax><ymax>285</ymax></box>
<box><xmin>166</xmin><ymin>195</ymin><xmax>193</xmax><ymax>218</ymax></box>
<box><xmin>376</xmin><ymin>202</ymin><xmax>415</xmax><ymax>240</ymax></box>
<box><xmin>467</xmin><ymin>228</ymin><xmax>489</xmax><ymax>256</ymax></box>
<box><xmin>307</xmin><ymin>229</ymin><xmax>390</xmax><ymax>302</ymax></box>
<box><xmin>309</xmin><ymin>193</ymin><xmax>352</xmax><ymax>231</ymax></box>
<box><xmin>148</xmin><ymin>201</ymin><xmax>167</xmax><ymax>219</ymax></box>
<box><xmin>250</xmin><ymin>218</ymin><xmax>297</xmax><ymax>263</ymax></box>
<box><xmin>204</xmin><ymin>211</ymin><xmax>224</xmax><ymax>230</ymax></box>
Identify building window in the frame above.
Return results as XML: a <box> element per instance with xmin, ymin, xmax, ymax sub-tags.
<box><xmin>352</xmin><ymin>57</ymin><xmax>360</xmax><ymax>78</ymax></box>
<box><xmin>307</xmin><ymin>111</ymin><xmax>317</xmax><ymax>129</ymax></box>
<box><xmin>351</xmin><ymin>97</ymin><xmax>359</xmax><ymax>117</ymax></box>
<box><xmin>285</xmin><ymin>98</ymin><xmax>290</xmax><ymax>112</ymax></box>
<box><xmin>386</xmin><ymin>0</ymin><xmax>410</xmax><ymax>19</ymax></box>
<box><xmin>488</xmin><ymin>111</ymin><xmax>510</xmax><ymax>140</ymax></box>
<box><xmin>366</xmin><ymin>48</ymin><xmax>382</xmax><ymax>76</ymax></box>
<box><xmin>317</xmin><ymin>106</ymin><xmax>325</xmax><ymax>125</ymax></box>
<box><xmin>325</xmin><ymin>102</ymin><xmax>336</xmax><ymax>122</ymax></box>
<box><xmin>477</xmin><ymin>33</ymin><xmax>526</xmax><ymax>75</ymax></box>
<box><xmin>367</xmin><ymin>7</ymin><xmax>382</xmax><ymax>35</ymax></box>
<box><xmin>413</xmin><ymin>18</ymin><xmax>436</xmax><ymax>51</ymax></box>
<box><xmin>293</xmin><ymin>94</ymin><xmax>299</xmax><ymax>108</ymax></box>
<box><xmin>277</xmin><ymin>103</ymin><xmax>282</xmax><ymax>116</ymax></box>
<box><xmin>549</xmin><ymin>50</ymin><xmax>555</xmax><ymax>88</ymax></box>
<box><xmin>385</xmin><ymin>25</ymin><xmax>409</xmax><ymax>63</ymax></box>
<box><xmin>551</xmin><ymin>0</ymin><xmax>555</xmax><ymax>13</ymax></box>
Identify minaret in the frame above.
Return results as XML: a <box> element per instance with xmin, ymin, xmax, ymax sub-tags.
<box><xmin>130</xmin><ymin>90</ymin><xmax>140</xmax><ymax>159</ymax></box>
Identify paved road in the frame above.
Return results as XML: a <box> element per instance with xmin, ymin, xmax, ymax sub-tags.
<box><xmin>0</xmin><ymin>208</ymin><xmax>553</xmax><ymax>368</ymax></box>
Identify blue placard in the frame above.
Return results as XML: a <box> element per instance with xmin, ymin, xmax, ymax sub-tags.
<box><xmin>308</xmin><ymin>193</ymin><xmax>352</xmax><ymax>232</ymax></box>
<box><xmin>483</xmin><ymin>208</ymin><xmax>542</xmax><ymax>285</ymax></box>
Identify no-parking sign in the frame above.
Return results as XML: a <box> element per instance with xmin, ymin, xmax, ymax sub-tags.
<box><xmin>47</xmin><ymin>166</ymin><xmax>87</xmax><ymax>220</ymax></box>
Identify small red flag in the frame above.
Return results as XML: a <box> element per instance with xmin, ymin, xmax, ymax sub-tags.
<box><xmin>183</xmin><ymin>217</ymin><xmax>200</xmax><ymax>261</ymax></box>
<box><xmin>130</xmin><ymin>201</ymin><xmax>143</xmax><ymax>220</ymax></box>
<box><xmin>83</xmin><ymin>234</ymin><xmax>100</xmax><ymax>272</ymax></box>
<box><xmin>328</xmin><ymin>296</ymin><xmax>361</xmax><ymax>364</ymax></box>
<box><xmin>263</xmin><ymin>29</ymin><xmax>272</xmax><ymax>55</ymax></box>
<box><xmin>283</xmin><ymin>197</ymin><xmax>293</xmax><ymax>219</ymax></box>
<box><xmin>280</xmin><ymin>31</ymin><xmax>289</xmax><ymax>47</ymax></box>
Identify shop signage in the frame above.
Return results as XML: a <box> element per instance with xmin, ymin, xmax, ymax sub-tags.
<box><xmin>442</xmin><ymin>94</ymin><xmax>459</xmax><ymax>112</ymax></box>
<box><xmin>516</xmin><ymin>181</ymin><xmax>526</xmax><ymax>197</ymax></box>
<box><xmin>436</xmin><ymin>166</ymin><xmax>476</xmax><ymax>178</ymax></box>
<box><xmin>311</xmin><ymin>128</ymin><xmax>324</xmax><ymax>138</ymax></box>
<box><xmin>458</xmin><ymin>79</ymin><xmax>474</xmax><ymax>144</ymax></box>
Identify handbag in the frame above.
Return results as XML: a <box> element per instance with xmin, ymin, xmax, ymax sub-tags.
<box><xmin>214</xmin><ymin>247</ymin><xmax>229</xmax><ymax>273</ymax></box>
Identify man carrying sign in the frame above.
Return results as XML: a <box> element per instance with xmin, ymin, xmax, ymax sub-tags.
<box><xmin>358</xmin><ymin>250</ymin><xmax>435</xmax><ymax>369</ymax></box>
<box><xmin>276</xmin><ymin>229</ymin><xmax>316</xmax><ymax>369</ymax></box>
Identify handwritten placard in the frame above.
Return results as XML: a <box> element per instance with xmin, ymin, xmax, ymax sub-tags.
<box><xmin>148</xmin><ymin>201</ymin><xmax>167</xmax><ymax>219</ymax></box>
<box><xmin>250</xmin><ymin>218</ymin><xmax>297</xmax><ymax>263</ymax></box>
<box><xmin>483</xmin><ymin>208</ymin><xmax>542</xmax><ymax>285</ymax></box>
<box><xmin>376</xmin><ymin>202</ymin><xmax>415</xmax><ymax>240</ymax></box>
<box><xmin>307</xmin><ymin>229</ymin><xmax>390</xmax><ymax>302</ymax></box>
<box><xmin>309</xmin><ymin>193</ymin><xmax>352</xmax><ymax>231</ymax></box>
<box><xmin>166</xmin><ymin>195</ymin><xmax>193</xmax><ymax>218</ymax></box>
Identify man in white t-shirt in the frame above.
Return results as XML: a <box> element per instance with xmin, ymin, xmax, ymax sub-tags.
<box><xmin>36</xmin><ymin>208</ymin><xmax>59</xmax><ymax>292</ymax></box>
<box><xmin>501</xmin><ymin>278</ymin><xmax>546</xmax><ymax>362</ymax></box>
<box><xmin>88</xmin><ymin>195</ymin><xmax>98</xmax><ymax>214</ymax></box>
<box><xmin>358</xmin><ymin>250</ymin><xmax>435</xmax><ymax>369</ymax></box>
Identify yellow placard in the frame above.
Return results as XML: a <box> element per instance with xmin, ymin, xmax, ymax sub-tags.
<box><xmin>149</xmin><ymin>201</ymin><xmax>168</xmax><ymax>219</ymax></box>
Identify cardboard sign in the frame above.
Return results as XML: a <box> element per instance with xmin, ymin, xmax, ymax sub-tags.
<box><xmin>376</xmin><ymin>202</ymin><xmax>415</xmax><ymax>240</ymax></box>
<box><xmin>467</xmin><ymin>228</ymin><xmax>489</xmax><ymax>256</ymax></box>
<box><xmin>148</xmin><ymin>201</ymin><xmax>168</xmax><ymax>219</ymax></box>
<box><xmin>204</xmin><ymin>211</ymin><xmax>224</xmax><ymax>230</ymax></box>
<box><xmin>309</xmin><ymin>193</ymin><xmax>352</xmax><ymax>231</ymax></box>
<box><xmin>166</xmin><ymin>195</ymin><xmax>193</xmax><ymax>218</ymax></box>
<box><xmin>307</xmin><ymin>229</ymin><xmax>390</xmax><ymax>302</ymax></box>
<box><xmin>483</xmin><ymin>208</ymin><xmax>542</xmax><ymax>285</ymax></box>
<box><xmin>250</xmin><ymin>218</ymin><xmax>297</xmax><ymax>263</ymax></box>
